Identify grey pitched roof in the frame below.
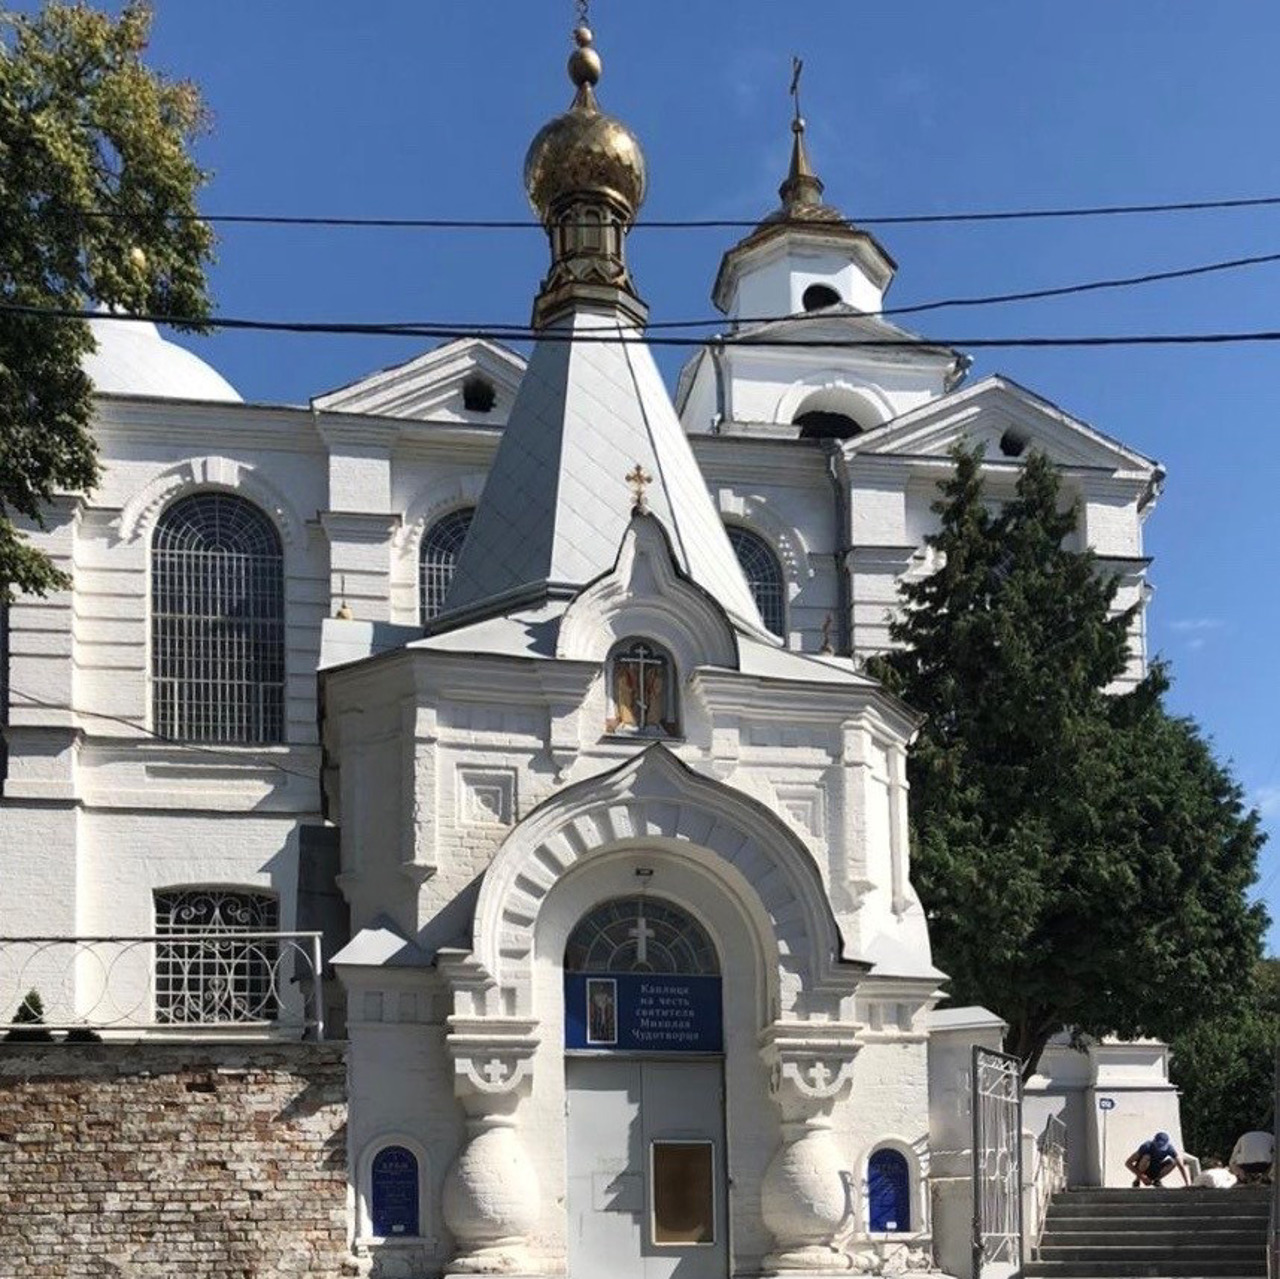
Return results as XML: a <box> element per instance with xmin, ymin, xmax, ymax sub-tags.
<box><xmin>441</xmin><ymin>307</ymin><xmax>772</xmax><ymax>641</ymax></box>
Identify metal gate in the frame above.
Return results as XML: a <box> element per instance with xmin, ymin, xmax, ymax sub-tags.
<box><xmin>972</xmin><ymin>1046</ymin><xmax>1024</xmax><ymax>1279</ymax></box>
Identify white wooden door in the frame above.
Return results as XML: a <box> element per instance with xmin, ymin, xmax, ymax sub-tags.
<box><xmin>566</xmin><ymin>1058</ymin><xmax>727</xmax><ymax>1279</ymax></box>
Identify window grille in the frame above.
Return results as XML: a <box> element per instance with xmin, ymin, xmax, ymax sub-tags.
<box><xmin>726</xmin><ymin>526</ymin><xmax>787</xmax><ymax>638</ymax></box>
<box><xmin>151</xmin><ymin>493</ymin><xmax>285</xmax><ymax>743</ymax></box>
<box><xmin>420</xmin><ymin>507</ymin><xmax>474</xmax><ymax>623</ymax></box>
<box><xmin>564</xmin><ymin>896</ymin><xmax>720</xmax><ymax>975</ymax></box>
<box><xmin>154</xmin><ymin>888</ymin><xmax>279</xmax><ymax>1024</ymax></box>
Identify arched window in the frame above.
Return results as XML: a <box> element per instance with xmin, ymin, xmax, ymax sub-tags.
<box><xmin>153</xmin><ymin>888</ymin><xmax>279</xmax><ymax>1025</ymax></box>
<box><xmin>606</xmin><ymin>638</ymin><xmax>678</xmax><ymax>736</ymax></box>
<box><xmin>802</xmin><ymin>282</ymin><xmax>842</xmax><ymax>311</ymax></box>
<box><xmin>419</xmin><ymin>507</ymin><xmax>474</xmax><ymax>623</ymax></box>
<box><xmin>565</xmin><ymin>897</ymin><xmax>720</xmax><ymax>975</ymax></box>
<box><xmin>868</xmin><ymin>1147</ymin><xmax>912</xmax><ymax>1232</ymax></box>
<box><xmin>152</xmin><ymin>493</ymin><xmax>284</xmax><ymax>744</ymax></box>
<box><xmin>726</xmin><ymin>525</ymin><xmax>786</xmax><ymax>638</ymax></box>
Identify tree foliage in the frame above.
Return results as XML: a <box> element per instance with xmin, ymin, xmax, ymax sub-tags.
<box><xmin>0</xmin><ymin>1</ymin><xmax>212</xmax><ymax>597</ymax></box>
<box><xmin>870</xmin><ymin>446</ymin><xmax>1268</xmax><ymax>1077</ymax></box>
<box><xmin>1169</xmin><ymin>958</ymin><xmax>1279</xmax><ymax>1160</ymax></box>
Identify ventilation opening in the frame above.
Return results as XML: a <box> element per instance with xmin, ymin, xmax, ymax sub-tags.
<box><xmin>999</xmin><ymin>428</ymin><xmax>1029</xmax><ymax>458</ymax></box>
<box><xmin>796</xmin><ymin>409</ymin><xmax>864</xmax><ymax>440</ymax></box>
<box><xmin>462</xmin><ymin>375</ymin><xmax>496</xmax><ymax>414</ymax></box>
<box><xmin>802</xmin><ymin>283</ymin><xmax>842</xmax><ymax>311</ymax></box>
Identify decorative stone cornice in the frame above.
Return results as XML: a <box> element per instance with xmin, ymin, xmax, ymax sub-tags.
<box><xmin>760</xmin><ymin>1020</ymin><xmax>862</xmax><ymax>1116</ymax></box>
<box><xmin>447</xmin><ymin>1016</ymin><xmax>540</xmax><ymax>1104</ymax></box>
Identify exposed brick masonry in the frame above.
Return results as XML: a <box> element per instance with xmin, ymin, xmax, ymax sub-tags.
<box><xmin>0</xmin><ymin>1042</ymin><xmax>353</xmax><ymax>1279</ymax></box>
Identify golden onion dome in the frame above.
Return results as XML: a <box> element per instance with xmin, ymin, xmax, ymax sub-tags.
<box><xmin>524</xmin><ymin>26</ymin><xmax>647</xmax><ymax>223</ymax></box>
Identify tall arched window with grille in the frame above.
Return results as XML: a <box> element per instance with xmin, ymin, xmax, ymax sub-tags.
<box><xmin>726</xmin><ymin>525</ymin><xmax>786</xmax><ymax>638</ymax></box>
<box><xmin>419</xmin><ymin>507</ymin><xmax>474</xmax><ymax>623</ymax></box>
<box><xmin>151</xmin><ymin>493</ymin><xmax>285</xmax><ymax>743</ymax></box>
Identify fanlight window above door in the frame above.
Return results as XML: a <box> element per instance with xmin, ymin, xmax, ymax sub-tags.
<box><xmin>564</xmin><ymin>897</ymin><xmax>720</xmax><ymax>976</ymax></box>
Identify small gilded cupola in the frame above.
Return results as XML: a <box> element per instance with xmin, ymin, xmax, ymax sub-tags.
<box><xmin>712</xmin><ymin>63</ymin><xmax>897</xmax><ymax>324</ymax></box>
<box><xmin>524</xmin><ymin>24</ymin><xmax>648</xmax><ymax>328</ymax></box>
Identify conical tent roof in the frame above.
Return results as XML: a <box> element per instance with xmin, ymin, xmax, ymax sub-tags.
<box><xmin>442</xmin><ymin>308</ymin><xmax>771</xmax><ymax>642</ymax></box>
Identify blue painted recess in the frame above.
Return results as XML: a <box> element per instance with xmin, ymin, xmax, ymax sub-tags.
<box><xmin>868</xmin><ymin>1148</ymin><xmax>911</xmax><ymax>1232</ymax></box>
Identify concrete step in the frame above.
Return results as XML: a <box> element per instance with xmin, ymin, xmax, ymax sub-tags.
<box><xmin>1057</xmin><ymin>1188</ymin><xmax>1269</xmax><ymax>1206</ymax></box>
<box><xmin>1045</xmin><ymin>1214</ymin><xmax>1271</xmax><ymax>1233</ymax></box>
<box><xmin>1047</xmin><ymin>1200</ymin><xmax>1270</xmax><ymax>1219</ymax></box>
<box><xmin>1041</xmin><ymin>1228</ymin><xmax>1264</xmax><ymax>1246</ymax></box>
<box><xmin>1025</xmin><ymin>1262</ymin><xmax>1266</xmax><ymax>1278</ymax></box>
<box><xmin>1039</xmin><ymin>1245</ymin><xmax>1265</xmax><ymax>1263</ymax></box>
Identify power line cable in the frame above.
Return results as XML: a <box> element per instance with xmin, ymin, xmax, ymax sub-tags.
<box><xmin>11</xmin><ymin>300</ymin><xmax>1280</xmax><ymax>352</ymax></box>
<box><xmin>7</xmin><ymin>686</ymin><xmax>319</xmax><ymax>783</ymax></box>
<box><xmin>64</xmin><ymin>191</ymin><xmax>1280</xmax><ymax>231</ymax></box>
<box><xmin>643</xmin><ymin>249</ymin><xmax>1280</xmax><ymax>328</ymax></box>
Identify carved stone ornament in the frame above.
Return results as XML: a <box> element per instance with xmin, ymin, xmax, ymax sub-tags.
<box><xmin>760</xmin><ymin>1022</ymin><xmax>865</xmax><ymax>1275</ymax></box>
<box><xmin>441</xmin><ymin>1016</ymin><xmax>541</xmax><ymax>1274</ymax></box>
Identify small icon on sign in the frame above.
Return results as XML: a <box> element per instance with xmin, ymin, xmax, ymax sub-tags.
<box><xmin>1099</xmin><ymin>1097</ymin><xmax>1116</xmax><ymax>1111</ymax></box>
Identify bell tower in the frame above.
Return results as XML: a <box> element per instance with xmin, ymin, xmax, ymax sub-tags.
<box><xmin>711</xmin><ymin>61</ymin><xmax>897</xmax><ymax>324</ymax></box>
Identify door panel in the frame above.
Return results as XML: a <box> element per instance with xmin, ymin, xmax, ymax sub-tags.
<box><xmin>567</xmin><ymin>1058</ymin><xmax>727</xmax><ymax>1279</ymax></box>
<box><xmin>567</xmin><ymin>1058</ymin><xmax>644</xmax><ymax>1277</ymax></box>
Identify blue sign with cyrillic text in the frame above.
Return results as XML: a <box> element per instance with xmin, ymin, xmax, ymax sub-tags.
<box><xmin>564</xmin><ymin>973</ymin><xmax>723</xmax><ymax>1052</ymax></box>
<box><xmin>371</xmin><ymin>1145</ymin><xmax>419</xmax><ymax>1238</ymax></box>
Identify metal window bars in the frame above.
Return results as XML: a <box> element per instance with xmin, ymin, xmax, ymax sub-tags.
<box><xmin>151</xmin><ymin>493</ymin><xmax>285</xmax><ymax>744</ymax></box>
<box><xmin>726</xmin><ymin>525</ymin><xmax>786</xmax><ymax>638</ymax></box>
<box><xmin>154</xmin><ymin>889</ymin><xmax>279</xmax><ymax>1026</ymax></box>
<box><xmin>419</xmin><ymin>507</ymin><xmax>474</xmax><ymax>623</ymax></box>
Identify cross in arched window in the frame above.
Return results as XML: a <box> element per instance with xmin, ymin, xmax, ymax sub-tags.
<box><xmin>628</xmin><ymin>907</ymin><xmax>656</xmax><ymax>964</ymax></box>
<box><xmin>614</xmin><ymin>642</ymin><xmax>666</xmax><ymax>730</ymax></box>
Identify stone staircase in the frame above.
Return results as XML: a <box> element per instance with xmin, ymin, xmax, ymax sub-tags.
<box><xmin>1026</xmin><ymin>1185</ymin><xmax>1271</xmax><ymax>1278</ymax></box>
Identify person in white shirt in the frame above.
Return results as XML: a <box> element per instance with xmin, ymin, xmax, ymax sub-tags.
<box><xmin>1228</xmin><ymin>1131</ymin><xmax>1274</xmax><ymax>1184</ymax></box>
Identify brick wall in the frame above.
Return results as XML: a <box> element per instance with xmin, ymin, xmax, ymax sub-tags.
<box><xmin>0</xmin><ymin>1042</ymin><xmax>353</xmax><ymax>1278</ymax></box>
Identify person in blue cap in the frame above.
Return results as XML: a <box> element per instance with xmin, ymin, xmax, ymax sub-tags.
<box><xmin>1125</xmin><ymin>1132</ymin><xmax>1191</xmax><ymax>1188</ymax></box>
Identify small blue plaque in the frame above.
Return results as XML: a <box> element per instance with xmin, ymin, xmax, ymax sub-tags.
<box><xmin>371</xmin><ymin>1145</ymin><xmax>419</xmax><ymax>1238</ymax></box>
<box><xmin>1098</xmin><ymin>1097</ymin><xmax>1117</xmax><ymax>1111</ymax></box>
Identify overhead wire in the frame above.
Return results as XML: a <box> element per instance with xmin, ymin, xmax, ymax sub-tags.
<box><xmin>10</xmin><ymin>300</ymin><xmax>1280</xmax><ymax>351</ymax></box>
<box><xmin>62</xmin><ymin>191</ymin><xmax>1280</xmax><ymax>230</ymax></box>
<box><xmin>6</xmin><ymin>686</ymin><xmax>319</xmax><ymax>783</ymax></box>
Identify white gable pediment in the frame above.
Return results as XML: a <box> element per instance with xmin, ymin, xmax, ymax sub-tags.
<box><xmin>311</xmin><ymin>337</ymin><xmax>526</xmax><ymax>423</ymax></box>
<box><xmin>851</xmin><ymin>376</ymin><xmax>1159</xmax><ymax>476</ymax></box>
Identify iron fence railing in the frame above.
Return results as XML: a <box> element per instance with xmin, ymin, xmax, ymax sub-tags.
<box><xmin>1031</xmin><ymin>1113</ymin><xmax>1068</xmax><ymax>1257</ymax></box>
<box><xmin>0</xmin><ymin>932</ymin><xmax>325</xmax><ymax>1038</ymax></box>
<box><xmin>972</xmin><ymin>1045</ymin><xmax>1024</xmax><ymax>1279</ymax></box>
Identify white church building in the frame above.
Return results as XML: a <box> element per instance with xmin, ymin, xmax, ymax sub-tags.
<box><xmin>0</xmin><ymin>24</ymin><xmax>1181</xmax><ymax>1279</ymax></box>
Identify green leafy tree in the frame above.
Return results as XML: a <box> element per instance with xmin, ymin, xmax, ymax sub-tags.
<box><xmin>1</xmin><ymin>1</ymin><xmax>212</xmax><ymax>598</ymax></box>
<box><xmin>870</xmin><ymin>446</ymin><xmax>1268</xmax><ymax>1078</ymax></box>
<box><xmin>1169</xmin><ymin>958</ymin><xmax>1279</xmax><ymax>1160</ymax></box>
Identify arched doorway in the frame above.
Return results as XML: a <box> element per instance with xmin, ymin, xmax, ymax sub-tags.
<box><xmin>564</xmin><ymin>895</ymin><xmax>729</xmax><ymax>1279</ymax></box>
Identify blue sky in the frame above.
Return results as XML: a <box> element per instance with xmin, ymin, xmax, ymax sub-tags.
<box><xmin>29</xmin><ymin>2</ymin><xmax>1280</xmax><ymax>946</ymax></box>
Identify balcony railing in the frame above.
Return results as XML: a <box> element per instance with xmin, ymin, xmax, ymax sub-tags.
<box><xmin>0</xmin><ymin>933</ymin><xmax>325</xmax><ymax>1039</ymax></box>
